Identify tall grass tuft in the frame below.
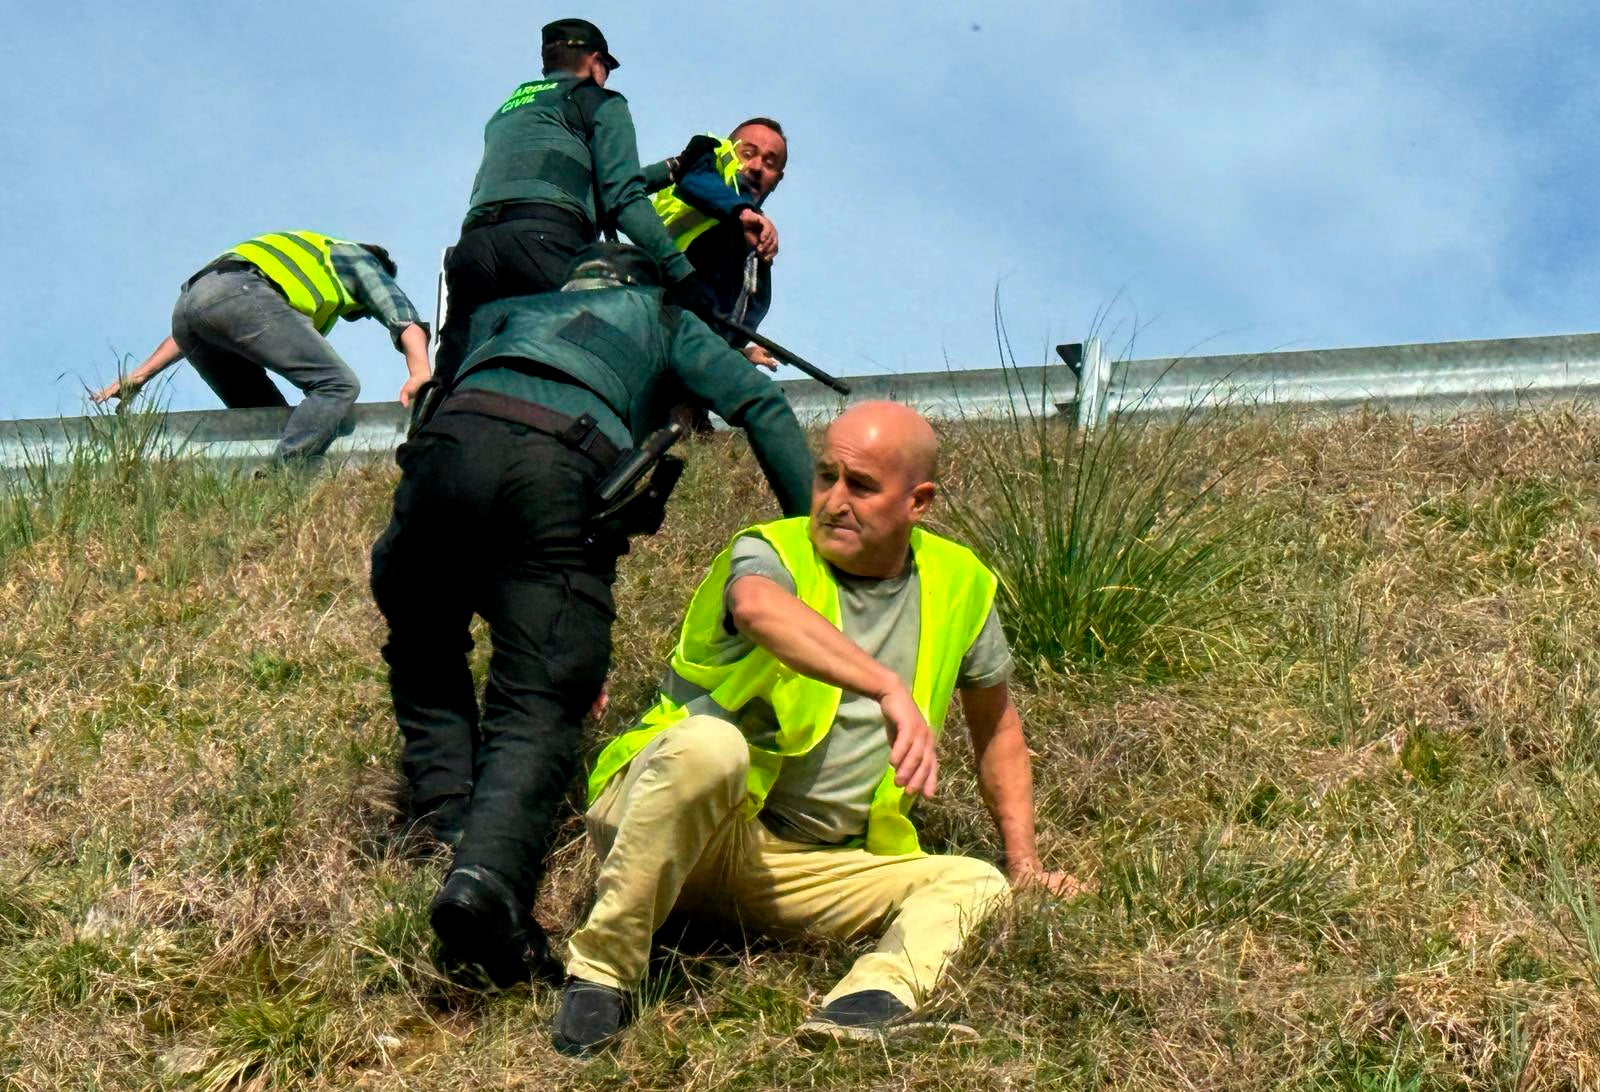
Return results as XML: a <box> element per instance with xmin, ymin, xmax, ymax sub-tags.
<box><xmin>1</xmin><ymin>388</ymin><xmax>183</xmax><ymax>567</ymax></box>
<box><xmin>1548</xmin><ymin>856</ymin><xmax>1600</xmax><ymax>991</ymax></box>
<box><xmin>198</xmin><ymin>987</ymin><xmax>363</xmax><ymax>1090</ymax></box>
<box><xmin>939</xmin><ymin>309</ymin><xmax>1260</xmax><ymax>676</ymax></box>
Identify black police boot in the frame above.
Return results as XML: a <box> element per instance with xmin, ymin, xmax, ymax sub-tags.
<box><xmin>793</xmin><ymin>989</ymin><xmax>979</xmax><ymax>1046</ymax></box>
<box><xmin>550</xmin><ymin>978</ymin><xmax>628</xmax><ymax>1057</ymax></box>
<box><xmin>429</xmin><ymin>865</ymin><xmax>560</xmax><ymax>988</ymax></box>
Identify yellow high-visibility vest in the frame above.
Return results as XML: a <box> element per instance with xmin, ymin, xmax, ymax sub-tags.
<box><xmin>650</xmin><ymin>136</ymin><xmax>743</xmax><ymax>252</ymax></box>
<box><xmin>223</xmin><ymin>231</ymin><xmax>360</xmax><ymax>335</ymax></box>
<box><xmin>587</xmin><ymin>517</ymin><xmax>998</xmax><ymax>856</ymax></box>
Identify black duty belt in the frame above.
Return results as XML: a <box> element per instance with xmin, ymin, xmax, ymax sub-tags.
<box><xmin>462</xmin><ymin>200</ymin><xmax>593</xmax><ymax>239</ymax></box>
<box><xmin>437</xmin><ymin>388</ymin><xmax>623</xmax><ymax>468</ymax></box>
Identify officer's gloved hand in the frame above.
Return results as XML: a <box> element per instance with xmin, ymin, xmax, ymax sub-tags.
<box><xmin>669</xmin><ymin>271</ymin><xmax>722</xmax><ymax>323</ymax></box>
<box><xmin>674</xmin><ymin>134</ymin><xmax>720</xmax><ymax>178</ymax></box>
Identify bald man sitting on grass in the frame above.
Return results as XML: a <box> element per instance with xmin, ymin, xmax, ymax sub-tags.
<box><xmin>550</xmin><ymin>401</ymin><xmax>1080</xmax><ymax>1056</ymax></box>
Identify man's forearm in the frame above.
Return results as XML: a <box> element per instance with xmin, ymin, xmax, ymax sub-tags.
<box><xmin>640</xmin><ymin>157</ymin><xmax>674</xmax><ymax>194</ymax></box>
<box><xmin>963</xmin><ymin>687</ymin><xmax>1043</xmax><ymax>874</ymax></box>
<box><xmin>730</xmin><ymin>571</ymin><xmax>940</xmax><ymax>798</ymax></box>
<box><xmin>616</xmin><ymin>199</ymin><xmax>693</xmax><ymax>281</ymax></box>
<box><xmin>94</xmin><ymin>336</ymin><xmax>184</xmax><ymax>404</ymax></box>
<box><xmin>727</xmin><ymin>390</ymin><xmax>812</xmax><ymax>516</ymax></box>
<box><xmin>675</xmin><ymin>164</ymin><xmax>754</xmax><ymax>221</ymax></box>
<box><xmin>398</xmin><ymin>323</ymin><xmax>430</xmax><ymax>374</ymax></box>
<box><xmin>134</xmin><ymin>336</ymin><xmax>184</xmax><ymax>383</ymax></box>
<box><xmin>728</xmin><ymin>575</ymin><xmax>899</xmax><ymax>699</ymax></box>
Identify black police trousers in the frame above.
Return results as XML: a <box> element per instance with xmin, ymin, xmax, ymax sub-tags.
<box><xmin>433</xmin><ymin>210</ymin><xmax>590</xmax><ymax>388</ymax></box>
<box><xmin>369</xmin><ymin>408</ymin><xmax>621</xmax><ymax>908</ymax></box>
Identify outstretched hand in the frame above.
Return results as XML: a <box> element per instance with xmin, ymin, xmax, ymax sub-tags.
<box><xmin>91</xmin><ymin>377</ymin><xmax>139</xmax><ymax>405</ymax></box>
<box><xmin>1008</xmin><ymin>860</ymin><xmax>1095</xmax><ymax>898</ymax></box>
<box><xmin>880</xmin><ymin>685</ymin><xmax>938</xmax><ymax>799</ymax></box>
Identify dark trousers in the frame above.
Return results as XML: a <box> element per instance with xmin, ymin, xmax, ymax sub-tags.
<box><xmin>433</xmin><ymin>211</ymin><xmax>590</xmax><ymax>388</ymax></box>
<box><xmin>369</xmin><ymin>409</ymin><xmax>621</xmax><ymax>907</ymax></box>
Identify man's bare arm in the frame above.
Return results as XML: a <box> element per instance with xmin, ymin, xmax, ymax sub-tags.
<box><xmin>91</xmin><ymin>336</ymin><xmax>184</xmax><ymax>404</ymax></box>
<box><xmin>395</xmin><ymin>323</ymin><xmax>431</xmax><ymax>407</ymax></box>
<box><xmin>961</xmin><ymin>681</ymin><xmax>1087</xmax><ymax>895</ymax></box>
<box><xmin>727</xmin><ymin>573</ymin><xmax>939</xmax><ymax>797</ymax></box>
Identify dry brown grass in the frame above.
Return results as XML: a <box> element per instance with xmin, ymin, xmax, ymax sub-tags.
<box><xmin>5</xmin><ymin>406</ymin><xmax>1600</xmax><ymax>1089</ymax></box>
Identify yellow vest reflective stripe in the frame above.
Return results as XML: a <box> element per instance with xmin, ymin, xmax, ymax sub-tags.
<box><xmin>586</xmin><ymin>516</ymin><xmax>999</xmax><ymax>856</ymax></box>
<box><xmin>223</xmin><ymin>231</ymin><xmax>357</xmax><ymax>336</ymax></box>
<box><xmin>650</xmin><ymin>136</ymin><xmax>743</xmax><ymax>252</ymax></box>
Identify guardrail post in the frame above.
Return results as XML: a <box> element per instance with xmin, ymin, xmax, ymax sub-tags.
<box><xmin>1074</xmin><ymin>337</ymin><xmax>1110</xmax><ymax>429</ymax></box>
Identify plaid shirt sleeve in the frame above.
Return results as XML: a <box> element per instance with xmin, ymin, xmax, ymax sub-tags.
<box><xmin>329</xmin><ymin>243</ymin><xmax>428</xmax><ymax>350</ymax></box>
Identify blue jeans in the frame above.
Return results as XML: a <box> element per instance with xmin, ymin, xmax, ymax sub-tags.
<box><xmin>171</xmin><ymin>269</ymin><xmax>360</xmax><ymax>461</ymax></box>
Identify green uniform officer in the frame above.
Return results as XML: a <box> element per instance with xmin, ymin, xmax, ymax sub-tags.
<box><xmin>433</xmin><ymin>18</ymin><xmax>716</xmax><ymax>390</ymax></box>
<box><xmin>369</xmin><ymin>242</ymin><xmax>812</xmax><ymax>987</ymax></box>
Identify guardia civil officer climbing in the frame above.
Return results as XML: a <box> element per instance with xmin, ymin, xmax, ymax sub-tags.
<box><xmin>428</xmin><ymin>18</ymin><xmax>723</xmax><ymax>395</ymax></box>
<box><xmin>370</xmin><ymin>240</ymin><xmax>814</xmax><ymax>987</ymax></box>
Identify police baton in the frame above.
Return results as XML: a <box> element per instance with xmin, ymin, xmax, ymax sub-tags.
<box><xmin>705</xmin><ymin>315</ymin><xmax>852</xmax><ymax>396</ymax></box>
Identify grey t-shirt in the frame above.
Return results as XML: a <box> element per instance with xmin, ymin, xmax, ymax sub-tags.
<box><xmin>670</xmin><ymin>534</ymin><xmax>1011</xmax><ymax>845</ymax></box>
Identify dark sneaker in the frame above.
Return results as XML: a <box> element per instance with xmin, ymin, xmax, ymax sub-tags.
<box><xmin>550</xmin><ymin>978</ymin><xmax>628</xmax><ymax>1057</ymax></box>
<box><xmin>429</xmin><ymin>865</ymin><xmax>560</xmax><ymax>988</ymax></box>
<box><xmin>794</xmin><ymin>989</ymin><xmax>979</xmax><ymax>1047</ymax></box>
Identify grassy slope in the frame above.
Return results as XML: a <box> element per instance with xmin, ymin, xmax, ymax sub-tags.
<box><xmin>4</xmin><ymin>410</ymin><xmax>1600</xmax><ymax>1090</ymax></box>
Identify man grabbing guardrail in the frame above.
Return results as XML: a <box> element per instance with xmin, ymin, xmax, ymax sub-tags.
<box><xmin>91</xmin><ymin>230</ymin><xmax>430</xmax><ymax>465</ymax></box>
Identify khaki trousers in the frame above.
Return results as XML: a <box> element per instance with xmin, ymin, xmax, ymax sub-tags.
<box><xmin>564</xmin><ymin>716</ymin><xmax>1012</xmax><ymax>1009</ymax></box>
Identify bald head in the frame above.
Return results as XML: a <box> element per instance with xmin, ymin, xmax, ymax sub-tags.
<box><xmin>810</xmin><ymin>402</ymin><xmax>940</xmax><ymax>578</ymax></box>
<box><xmin>825</xmin><ymin>401</ymin><xmax>939</xmax><ymax>489</ymax></box>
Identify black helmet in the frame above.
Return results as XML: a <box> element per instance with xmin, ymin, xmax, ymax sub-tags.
<box><xmin>563</xmin><ymin>242</ymin><xmax>661</xmax><ymax>288</ymax></box>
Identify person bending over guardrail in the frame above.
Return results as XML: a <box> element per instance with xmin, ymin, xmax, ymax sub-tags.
<box><xmin>551</xmin><ymin>401</ymin><xmax>1087</xmax><ymax>1056</ymax></box>
<box><xmin>91</xmin><ymin>231</ymin><xmax>430</xmax><ymax>465</ymax></box>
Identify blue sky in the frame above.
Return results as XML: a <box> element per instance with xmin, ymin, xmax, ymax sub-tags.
<box><xmin>3</xmin><ymin>1</ymin><xmax>1596</xmax><ymax>420</ymax></box>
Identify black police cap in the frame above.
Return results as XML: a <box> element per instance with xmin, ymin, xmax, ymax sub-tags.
<box><xmin>541</xmin><ymin>18</ymin><xmax>621</xmax><ymax>70</ymax></box>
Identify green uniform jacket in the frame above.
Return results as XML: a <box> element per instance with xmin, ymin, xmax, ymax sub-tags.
<box><xmin>465</xmin><ymin>74</ymin><xmax>692</xmax><ymax>282</ymax></box>
<box><xmin>454</xmin><ymin>287</ymin><xmax>814</xmax><ymax>518</ymax></box>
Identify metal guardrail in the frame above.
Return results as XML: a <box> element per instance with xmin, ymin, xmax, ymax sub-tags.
<box><xmin>6</xmin><ymin>331</ymin><xmax>1600</xmax><ymax>469</ymax></box>
<box><xmin>1079</xmin><ymin>331</ymin><xmax>1600</xmax><ymax>423</ymax></box>
<box><xmin>0</xmin><ymin>366</ymin><xmax>1072</xmax><ymax>468</ymax></box>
